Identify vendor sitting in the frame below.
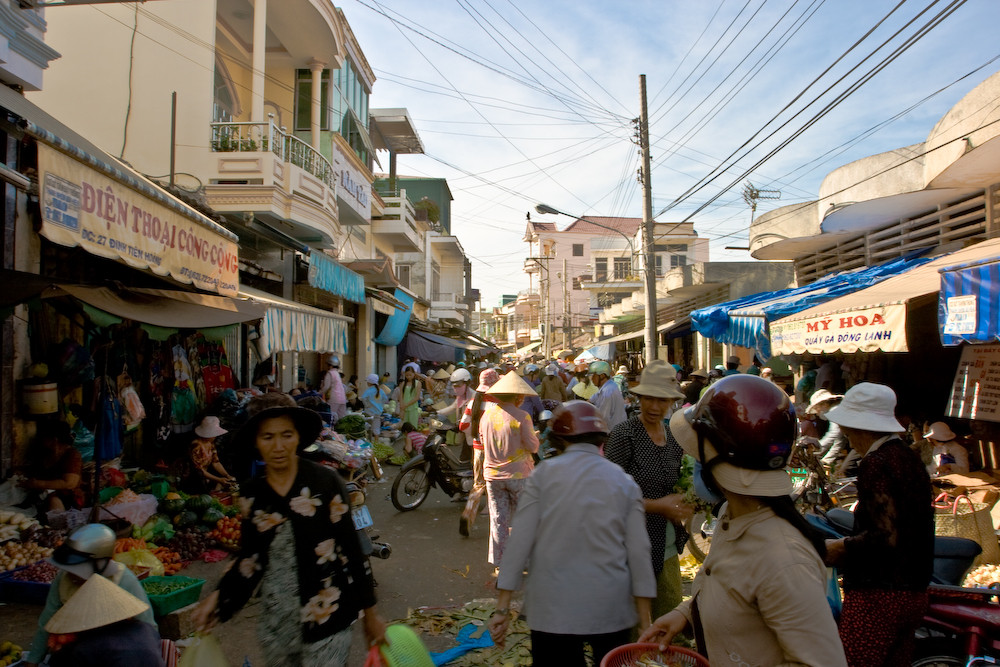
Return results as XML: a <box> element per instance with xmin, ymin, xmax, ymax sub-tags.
<box><xmin>19</xmin><ymin>421</ymin><xmax>83</xmax><ymax>512</ymax></box>
<box><xmin>923</xmin><ymin>421</ymin><xmax>970</xmax><ymax>476</ymax></box>
<box><xmin>185</xmin><ymin>416</ymin><xmax>235</xmax><ymax>493</ymax></box>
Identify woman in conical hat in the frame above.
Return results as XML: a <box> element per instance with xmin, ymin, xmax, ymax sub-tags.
<box><xmin>479</xmin><ymin>372</ymin><xmax>540</xmax><ymax>568</ymax></box>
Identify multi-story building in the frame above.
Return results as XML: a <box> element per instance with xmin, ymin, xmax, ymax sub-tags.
<box><xmin>524</xmin><ymin>215</ymin><xmax>708</xmax><ymax>352</ymax></box>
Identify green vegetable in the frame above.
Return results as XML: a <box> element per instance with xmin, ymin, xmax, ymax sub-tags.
<box><xmin>201</xmin><ymin>508</ymin><xmax>224</xmax><ymax>525</ymax></box>
<box><xmin>161</xmin><ymin>498</ymin><xmax>185</xmax><ymax>514</ymax></box>
<box><xmin>142</xmin><ymin>580</ymin><xmax>193</xmax><ymax>596</ymax></box>
<box><xmin>173</xmin><ymin>511</ymin><xmax>198</xmax><ymax>528</ymax></box>
<box><xmin>335</xmin><ymin>414</ymin><xmax>367</xmax><ymax>437</ymax></box>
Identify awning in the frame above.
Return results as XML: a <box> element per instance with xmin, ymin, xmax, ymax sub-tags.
<box><xmin>692</xmin><ymin>252</ymin><xmax>933</xmax><ymax>359</ymax></box>
<box><xmin>307</xmin><ymin>252</ymin><xmax>365</xmax><ymax>304</ymax></box>
<box><xmin>771</xmin><ymin>237</ymin><xmax>1000</xmax><ymax>356</ymax></box>
<box><xmin>0</xmin><ymin>86</ymin><xmax>241</xmax><ymax>297</ymax></box>
<box><xmin>939</xmin><ymin>256</ymin><xmax>1000</xmax><ymax>345</ymax></box>
<box><xmin>373</xmin><ymin>288</ymin><xmax>414</xmax><ymax>347</ymax></box>
<box><xmin>239</xmin><ymin>286</ymin><xmax>353</xmax><ymax>357</ymax></box>
<box><xmin>366</xmin><ymin>287</ymin><xmax>406</xmax><ymax>316</ymax></box>
<box><xmin>514</xmin><ymin>341</ymin><xmax>542</xmax><ymax>356</ymax></box>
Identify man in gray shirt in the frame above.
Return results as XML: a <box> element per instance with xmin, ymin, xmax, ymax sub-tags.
<box><xmin>488</xmin><ymin>401</ymin><xmax>655</xmax><ymax>666</ymax></box>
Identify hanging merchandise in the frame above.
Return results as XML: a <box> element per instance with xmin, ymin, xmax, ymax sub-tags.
<box><xmin>186</xmin><ymin>334</ymin><xmax>208</xmax><ymax>408</ymax></box>
<box><xmin>171</xmin><ymin>343</ymin><xmax>197</xmax><ymax>433</ymax></box>
<box><xmin>199</xmin><ymin>338</ymin><xmax>236</xmax><ymax>402</ymax></box>
<box><xmin>95</xmin><ymin>377</ymin><xmax>124</xmax><ymax>461</ymax></box>
<box><xmin>117</xmin><ymin>366</ymin><xmax>146</xmax><ymax>429</ymax></box>
<box><xmin>51</xmin><ymin>338</ymin><xmax>95</xmax><ymax>390</ymax></box>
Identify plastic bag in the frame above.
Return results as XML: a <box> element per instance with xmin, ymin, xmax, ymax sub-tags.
<box><xmin>826</xmin><ymin>566</ymin><xmax>842</xmax><ymax>620</ymax></box>
<box><xmin>179</xmin><ymin>632</ymin><xmax>229</xmax><ymax>667</ymax></box>
<box><xmin>120</xmin><ymin>384</ymin><xmax>146</xmax><ymax>428</ymax></box>
<box><xmin>113</xmin><ymin>547</ymin><xmax>165</xmax><ymax>577</ymax></box>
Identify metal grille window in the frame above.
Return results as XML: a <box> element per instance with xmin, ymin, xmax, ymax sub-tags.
<box><xmin>594</xmin><ymin>258</ymin><xmax>608</xmax><ymax>282</ymax></box>
<box><xmin>613</xmin><ymin>257</ymin><xmax>630</xmax><ymax>279</ymax></box>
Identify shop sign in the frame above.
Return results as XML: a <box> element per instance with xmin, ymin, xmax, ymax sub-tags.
<box><xmin>946</xmin><ymin>343</ymin><xmax>1000</xmax><ymax>423</ymax></box>
<box><xmin>37</xmin><ymin>144</ymin><xmax>239</xmax><ymax>296</ymax></box>
<box><xmin>943</xmin><ymin>294</ymin><xmax>977</xmax><ymax>335</ymax></box>
<box><xmin>770</xmin><ymin>305</ymin><xmax>907</xmax><ymax>355</ymax></box>
<box><xmin>331</xmin><ymin>144</ymin><xmax>371</xmax><ymax>223</ymax></box>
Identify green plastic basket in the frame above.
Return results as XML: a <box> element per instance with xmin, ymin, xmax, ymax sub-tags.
<box><xmin>379</xmin><ymin>624</ymin><xmax>434</xmax><ymax>667</ymax></box>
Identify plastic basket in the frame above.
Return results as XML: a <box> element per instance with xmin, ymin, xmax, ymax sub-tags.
<box><xmin>0</xmin><ymin>564</ymin><xmax>52</xmax><ymax>604</ymax></box>
<box><xmin>379</xmin><ymin>624</ymin><xmax>434</xmax><ymax>667</ymax></box>
<box><xmin>600</xmin><ymin>643</ymin><xmax>709</xmax><ymax>667</ymax></box>
<box><xmin>141</xmin><ymin>576</ymin><xmax>205</xmax><ymax>616</ymax></box>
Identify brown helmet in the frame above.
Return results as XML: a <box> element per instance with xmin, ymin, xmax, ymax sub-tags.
<box><xmin>550</xmin><ymin>400</ymin><xmax>609</xmax><ymax>437</ymax></box>
<box><xmin>685</xmin><ymin>374</ymin><xmax>795</xmax><ymax>471</ymax></box>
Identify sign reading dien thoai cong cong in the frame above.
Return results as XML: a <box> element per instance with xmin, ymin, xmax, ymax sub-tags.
<box><xmin>769</xmin><ymin>304</ymin><xmax>908</xmax><ymax>356</ymax></box>
<box><xmin>37</xmin><ymin>143</ymin><xmax>239</xmax><ymax>296</ymax></box>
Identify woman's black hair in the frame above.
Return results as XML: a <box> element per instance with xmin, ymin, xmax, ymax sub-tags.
<box><xmin>763</xmin><ymin>495</ymin><xmax>828</xmax><ymax>559</ymax></box>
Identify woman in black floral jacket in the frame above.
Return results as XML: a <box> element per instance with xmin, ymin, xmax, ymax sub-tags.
<box><xmin>193</xmin><ymin>396</ymin><xmax>386</xmax><ymax>666</ymax></box>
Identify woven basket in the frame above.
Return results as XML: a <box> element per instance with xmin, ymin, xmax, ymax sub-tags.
<box><xmin>934</xmin><ymin>494</ymin><xmax>1000</xmax><ymax>567</ymax></box>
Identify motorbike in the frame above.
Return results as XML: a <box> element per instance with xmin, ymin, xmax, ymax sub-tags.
<box><xmin>391</xmin><ymin>418</ymin><xmax>474</xmax><ymax>512</ymax></box>
<box><xmin>808</xmin><ymin>508</ymin><xmax>1000</xmax><ymax>665</ymax></box>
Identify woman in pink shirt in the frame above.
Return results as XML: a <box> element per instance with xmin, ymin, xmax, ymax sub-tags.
<box><xmin>479</xmin><ymin>372</ymin><xmax>540</xmax><ymax>568</ymax></box>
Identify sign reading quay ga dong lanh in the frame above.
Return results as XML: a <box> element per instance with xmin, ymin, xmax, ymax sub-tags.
<box><xmin>769</xmin><ymin>304</ymin><xmax>908</xmax><ymax>356</ymax></box>
<box><xmin>36</xmin><ymin>143</ymin><xmax>239</xmax><ymax>297</ymax></box>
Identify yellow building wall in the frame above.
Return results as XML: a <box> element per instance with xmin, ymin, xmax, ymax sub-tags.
<box><xmin>28</xmin><ymin>1</ymin><xmax>218</xmax><ymax>183</ymax></box>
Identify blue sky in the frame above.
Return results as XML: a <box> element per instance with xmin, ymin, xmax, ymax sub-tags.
<box><xmin>344</xmin><ymin>0</ymin><xmax>1000</xmax><ymax>308</ymax></box>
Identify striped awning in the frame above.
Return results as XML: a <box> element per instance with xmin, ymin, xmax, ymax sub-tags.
<box><xmin>240</xmin><ymin>286</ymin><xmax>353</xmax><ymax>357</ymax></box>
<box><xmin>940</xmin><ymin>256</ymin><xmax>1000</xmax><ymax>345</ymax></box>
<box><xmin>308</xmin><ymin>252</ymin><xmax>366</xmax><ymax>304</ymax></box>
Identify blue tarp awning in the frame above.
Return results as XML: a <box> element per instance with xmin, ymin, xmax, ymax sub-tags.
<box><xmin>308</xmin><ymin>252</ymin><xmax>366</xmax><ymax>304</ymax></box>
<box><xmin>939</xmin><ymin>256</ymin><xmax>1000</xmax><ymax>345</ymax></box>
<box><xmin>691</xmin><ymin>251</ymin><xmax>934</xmax><ymax>359</ymax></box>
<box><xmin>373</xmin><ymin>288</ymin><xmax>414</xmax><ymax>347</ymax></box>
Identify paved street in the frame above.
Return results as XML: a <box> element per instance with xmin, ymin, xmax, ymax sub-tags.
<box><xmin>1</xmin><ymin>467</ymin><xmax>499</xmax><ymax>666</ymax></box>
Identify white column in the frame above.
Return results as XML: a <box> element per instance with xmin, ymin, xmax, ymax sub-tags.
<box><xmin>251</xmin><ymin>0</ymin><xmax>267</xmax><ymax>123</ymax></box>
<box><xmin>310</xmin><ymin>60</ymin><xmax>325</xmax><ymax>149</ymax></box>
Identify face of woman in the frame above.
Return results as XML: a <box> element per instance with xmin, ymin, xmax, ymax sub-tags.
<box><xmin>255</xmin><ymin>415</ymin><xmax>299</xmax><ymax>472</ymax></box>
<box><xmin>404</xmin><ymin>369</ymin><xmax>415</xmax><ymax>381</ymax></box>
<box><xmin>638</xmin><ymin>395</ymin><xmax>671</xmax><ymax>423</ymax></box>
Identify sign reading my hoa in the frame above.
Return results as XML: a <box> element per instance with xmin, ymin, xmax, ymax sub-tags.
<box><xmin>37</xmin><ymin>143</ymin><xmax>240</xmax><ymax>296</ymax></box>
<box><xmin>770</xmin><ymin>305</ymin><xmax>907</xmax><ymax>355</ymax></box>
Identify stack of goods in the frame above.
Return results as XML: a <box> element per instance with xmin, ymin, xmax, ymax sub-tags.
<box><xmin>963</xmin><ymin>563</ymin><xmax>1000</xmax><ymax>588</ymax></box>
<box><xmin>0</xmin><ymin>511</ymin><xmax>39</xmax><ymax>542</ymax></box>
<box><xmin>208</xmin><ymin>516</ymin><xmax>240</xmax><ymax>551</ymax></box>
<box><xmin>313</xmin><ymin>429</ymin><xmax>374</xmax><ymax>470</ymax></box>
<box><xmin>0</xmin><ymin>540</ymin><xmax>53</xmax><ymax>572</ymax></box>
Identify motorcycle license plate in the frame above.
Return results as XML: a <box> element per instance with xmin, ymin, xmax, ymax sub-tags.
<box><xmin>352</xmin><ymin>506</ymin><xmax>373</xmax><ymax>530</ymax></box>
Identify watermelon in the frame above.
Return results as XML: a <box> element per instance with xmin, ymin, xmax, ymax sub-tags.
<box><xmin>185</xmin><ymin>494</ymin><xmax>213</xmax><ymax>513</ymax></box>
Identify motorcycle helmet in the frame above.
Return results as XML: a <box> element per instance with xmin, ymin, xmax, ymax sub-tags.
<box><xmin>588</xmin><ymin>360</ymin><xmax>612</xmax><ymax>377</ymax></box>
<box><xmin>49</xmin><ymin>523</ymin><xmax>116</xmax><ymax>580</ymax></box>
<box><xmin>450</xmin><ymin>368</ymin><xmax>472</xmax><ymax>383</ymax></box>
<box><xmin>669</xmin><ymin>374</ymin><xmax>795</xmax><ymax>497</ymax></box>
<box><xmin>550</xmin><ymin>400</ymin><xmax>609</xmax><ymax>438</ymax></box>
<box><xmin>326</xmin><ymin>355</ymin><xmax>340</xmax><ymax>368</ymax></box>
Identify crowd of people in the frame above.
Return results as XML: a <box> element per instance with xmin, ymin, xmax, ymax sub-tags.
<box><xmin>19</xmin><ymin>350</ymin><xmax>981</xmax><ymax>666</ymax></box>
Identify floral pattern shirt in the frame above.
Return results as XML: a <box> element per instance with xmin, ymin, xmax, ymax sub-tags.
<box><xmin>216</xmin><ymin>459</ymin><xmax>376</xmax><ymax>642</ymax></box>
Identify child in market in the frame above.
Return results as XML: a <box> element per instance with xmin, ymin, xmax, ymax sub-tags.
<box><xmin>401</xmin><ymin>422</ymin><xmax>427</xmax><ymax>457</ymax></box>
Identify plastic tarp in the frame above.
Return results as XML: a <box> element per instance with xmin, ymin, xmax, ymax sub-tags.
<box><xmin>939</xmin><ymin>256</ymin><xmax>1000</xmax><ymax>345</ymax></box>
<box><xmin>403</xmin><ymin>332</ymin><xmax>461</xmax><ymax>363</ymax></box>
<box><xmin>373</xmin><ymin>288</ymin><xmax>414</xmax><ymax>346</ymax></box>
<box><xmin>691</xmin><ymin>251</ymin><xmax>933</xmax><ymax>359</ymax></box>
<box><xmin>771</xmin><ymin>237</ymin><xmax>1000</xmax><ymax>356</ymax></box>
<box><xmin>308</xmin><ymin>252</ymin><xmax>366</xmax><ymax>304</ymax></box>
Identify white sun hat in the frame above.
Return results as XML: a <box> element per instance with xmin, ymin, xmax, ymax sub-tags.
<box><xmin>824</xmin><ymin>382</ymin><xmax>904</xmax><ymax>433</ymax></box>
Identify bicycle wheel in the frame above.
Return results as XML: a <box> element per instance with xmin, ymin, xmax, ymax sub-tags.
<box><xmin>685</xmin><ymin>512</ymin><xmax>712</xmax><ymax>563</ymax></box>
<box><xmin>391</xmin><ymin>463</ymin><xmax>431</xmax><ymax>511</ymax></box>
<box><xmin>910</xmin><ymin>637</ymin><xmax>965</xmax><ymax>666</ymax></box>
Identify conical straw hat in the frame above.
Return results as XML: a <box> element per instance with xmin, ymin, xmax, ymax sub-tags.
<box><xmin>486</xmin><ymin>371</ymin><xmax>538</xmax><ymax>396</ymax></box>
<box><xmin>45</xmin><ymin>572</ymin><xmax>149</xmax><ymax>634</ymax></box>
<box><xmin>432</xmin><ymin>368</ymin><xmax>450</xmax><ymax>380</ymax></box>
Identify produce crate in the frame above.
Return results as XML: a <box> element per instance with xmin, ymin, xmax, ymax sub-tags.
<box><xmin>141</xmin><ymin>575</ymin><xmax>205</xmax><ymax>616</ymax></box>
<box><xmin>0</xmin><ymin>564</ymin><xmax>52</xmax><ymax>605</ymax></box>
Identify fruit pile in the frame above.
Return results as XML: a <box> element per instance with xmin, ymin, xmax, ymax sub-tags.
<box><xmin>209</xmin><ymin>517</ymin><xmax>241</xmax><ymax>551</ymax></box>
<box><xmin>0</xmin><ymin>541</ymin><xmax>53</xmax><ymax>572</ymax></box>
<box><xmin>8</xmin><ymin>560</ymin><xmax>58</xmax><ymax>583</ymax></box>
<box><xmin>165</xmin><ymin>529</ymin><xmax>217</xmax><ymax>562</ymax></box>
<box><xmin>0</xmin><ymin>640</ymin><xmax>22</xmax><ymax>667</ymax></box>
<box><xmin>113</xmin><ymin>537</ymin><xmax>149</xmax><ymax>554</ymax></box>
<box><xmin>150</xmin><ymin>546</ymin><xmax>183</xmax><ymax>575</ymax></box>
<box><xmin>20</xmin><ymin>526</ymin><xmax>66</xmax><ymax>549</ymax></box>
<box><xmin>0</xmin><ymin>511</ymin><xmax>38</xmax><ymax>542</ymax></box>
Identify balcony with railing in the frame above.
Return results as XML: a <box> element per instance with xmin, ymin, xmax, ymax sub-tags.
<box><xmin>203</xmin><ymin>116</ymin><xmax>340</xmax><ymax>243</ymax></box>
<box><xmin>371</xmin><ymin>188</ymin><xmax>425</xmax><ymax>251</ymax></box>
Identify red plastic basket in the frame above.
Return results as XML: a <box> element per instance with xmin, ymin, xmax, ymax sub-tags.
<box><xmin>600</xmin><ymin>643</ymin><xmax>709</xmax><ymax>667</ymax></box>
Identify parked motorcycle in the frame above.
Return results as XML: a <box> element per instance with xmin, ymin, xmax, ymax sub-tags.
<box><xmin>391</xmin><ymin>418</ymin><xmax>474</xmax><ymax>511</ymax></box>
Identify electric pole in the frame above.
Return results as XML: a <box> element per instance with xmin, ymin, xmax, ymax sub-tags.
<box><xmin>639</xmin><ymin>75</ymin><xmax>657</xmax><ymax>365</ymax></box>
<box><xmin>562</xmin><ymin>258</ymin><xmax>570</xmax><ymax>349</ymax></box>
